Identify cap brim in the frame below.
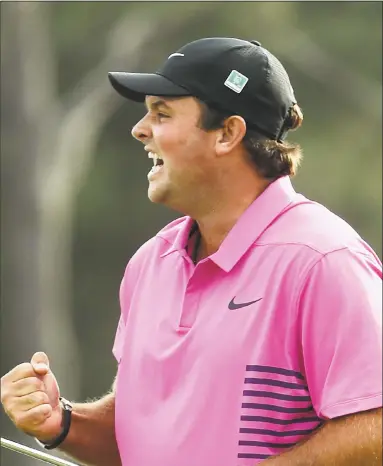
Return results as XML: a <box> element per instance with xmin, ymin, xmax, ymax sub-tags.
<box><xmin>108</xmin><ymin>72</ymin><xmax>190</xmax><ymax>102</ymax></box>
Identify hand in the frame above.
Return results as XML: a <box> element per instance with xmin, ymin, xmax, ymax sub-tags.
<box><xmin>1</xmin><ymin>352</ymin><xmax>63</xmax><ymax>442</ymax></box>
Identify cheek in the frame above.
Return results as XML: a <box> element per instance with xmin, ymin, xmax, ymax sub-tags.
<box><xmin>154</xmin><ymin>129</ymin><xmax>196</xmax><ymax>167</ymax></box>
<box><xmin>153</xmin><ymin>126</ymin><xmax>185</xmax><ymax>153</ymax></box>
<box><xmin>153</xmin><ymin>123</ymin><xmax>214</xmax><ymax>171</ymax></box>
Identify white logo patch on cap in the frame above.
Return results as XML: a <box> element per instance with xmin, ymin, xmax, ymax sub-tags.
<box><xmin>224</xmin><ymin>70</ymin><xmax>249</xmax><ymax>93</ymax></box>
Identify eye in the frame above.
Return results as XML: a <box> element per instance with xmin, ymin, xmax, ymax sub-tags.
<box><xmin>154</xmin><ymin>111</ymin><xmax>169</xmax><ymax>121</ymax></box>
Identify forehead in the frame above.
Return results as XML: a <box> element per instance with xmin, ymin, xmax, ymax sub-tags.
<box><xmin>145</xmin><ymin>95</ymin><xmax>201</xmax><ymax>112</ymax></box>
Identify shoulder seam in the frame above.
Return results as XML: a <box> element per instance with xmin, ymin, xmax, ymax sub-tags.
<box><xmin>293</xmin><ymin>246</ymin><xmax>350</xmax><ymax>318</ymax></box>
<box><xmin>254</xmin><ymin>241</ymin><xmax>347</xmax><ymax>256</ymax></box>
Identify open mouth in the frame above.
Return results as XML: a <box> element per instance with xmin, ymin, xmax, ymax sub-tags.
<box><xmin>148</xmin><ymin>152</ymin><xmax>164</xmax><ymax>178</ymax></box>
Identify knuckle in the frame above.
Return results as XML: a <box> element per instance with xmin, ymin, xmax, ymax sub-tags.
<box><xmin>2</xmin><ymin>362</ymin><xmax>30</xmax><ymax>379</ymax></box>
<box><xmin>5</xmin><ymin>402</ymin><xmax>21</xmax><ymax>422</ymax></box>
<box><xmin>0</xmin><ymin>374</ymin><xmax>7</xmax><ymax>387</ymax></box>
<box><xmin>34</xmin><ymin>391</ymin><xmax>48</xmax><ymax>405</ymax></box>
<box><xmin>1</xmin><ymin>363</ymin><xmax>34</xmax><ymax>390</ymax></box>
<box><xmin>2</xmin><ymin>395</ymin><xmax>16</xmax><ymax>414</ymax></box>
<box><xmin>27</xmin><ymin>407</ymin><xmax>47</xmax><ymax>424</ymax></box>
<box><xmin>0</xmin><ymin>387</ymin><xmax>9</xmax><ymax>404</ymax></box>
<box><xmin>16</xmin><ymin>411</ymin><xmax>31</xmax><ymax>427</ymax></box>
<box><xmin>17</xmin><ymin>377</ymin><xmax>43</xmax><ymax>394</ymax></box>
<box><xmin>16</xmin><ymin>362</ymin><xmax>33</xmax><ymax>374</ymax></box>
<box><xmin>23</xmin><ymin>391</ymin><xmax>48</xmax><ymax>408</ymax></box>
<box><xmin>1</xmin><ymin>375</ymin><xmax>12</xmax><ymax>394</ymax></box>
<box><xmin>18</xmin><ymin>409</ymin><xmax>37</xmax><ymax>425</ymax></box>
<box><xmin>11</xmin><ymin>363</ymin><xmax>34</xmax><ymax>381</ymax></box>
<box><xmin>33</xmin><ymin>378</ymin><xmax>45</xmax><ymax>392</ymax></box>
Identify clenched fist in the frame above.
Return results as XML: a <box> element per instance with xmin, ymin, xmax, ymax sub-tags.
<box><xmin>1</xmin><ymin>352</ymin><xmax>63</xmax><ymax>442</ymax></box>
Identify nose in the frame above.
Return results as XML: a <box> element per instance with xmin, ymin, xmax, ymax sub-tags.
<box><xmin>131</xmin><ymin>114</ymin><xmax>152</xmax><ymax>143</ymax></box>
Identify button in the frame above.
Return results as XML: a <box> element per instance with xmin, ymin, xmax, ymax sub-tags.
<box><xmin>250</xmin><ymin>40</ymin><xmax>261</xmax><ymax>46</ymax></box>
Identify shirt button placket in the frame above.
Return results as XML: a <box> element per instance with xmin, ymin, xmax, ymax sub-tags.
<box><xmin>178</xmin><ymin>263</ymin><xmax>206</xmax><ymax>331</ymax></box>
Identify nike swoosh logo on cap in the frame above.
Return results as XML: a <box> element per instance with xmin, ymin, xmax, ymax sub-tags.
<box><xmin>168</xmin><ymin>53</ymin><xmax>185</xmax><ymax>59</ymax></box>
<box><xmin>228</xmin><ymin>297</ymin><xmax>262</xmax><ymax>310</ymax></box>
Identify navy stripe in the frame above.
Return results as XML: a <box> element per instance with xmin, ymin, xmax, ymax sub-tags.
<box><xmin>242</xmin><ymin>402</ymin><xmax>313</xmax><ymax>413</ymax></box>
<box><xmin>243</xmin><ymin>390</ymin><xmax>311</xmax><ymax>402</ymax></box>
<box><xmin>239</xmin><ymin>439</ymin><xmax>296</xmax><ymax>448</ymax></box>
<box><xmin>245</xmin><ymin>377</ymin><xmax>308</xmax><ymax>390</ymax></box>
<box><xmin>241</xmin><ymin>415</ymin><xmax>320</xmax><ymax>425</ymax></box>
<box><xmin>239</xmin><ymin>426</ymin><xmax>321</xmax><ymax>437</ymax></box>
<box><xmin>246</xmin><ymin>365</ymin><xmax>304</xmax><ymax>379</ymax></box>
<box><xmin>238</xmin><ymin>453</ymin><xmax>271</xmax><ymax>459</ymax></box>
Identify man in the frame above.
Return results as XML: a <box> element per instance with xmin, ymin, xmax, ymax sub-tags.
<box><xmin>1</xmin><ymin>37</ymin><xmax>382</xmax><ymax>466</ymax></box>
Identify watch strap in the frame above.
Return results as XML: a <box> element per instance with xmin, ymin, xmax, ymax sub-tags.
<box><xmin>36</xmin><ymin>397</ymin><xmax>73</xmax><ymax>450</ymax></box>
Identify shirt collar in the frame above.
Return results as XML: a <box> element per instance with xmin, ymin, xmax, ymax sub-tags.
<box><xmin>158</xmin><ymin>216</ymin><xmax>195</xmax><ymax>258</ymax></box>
<box><xmin>210</xmin><ymin>176</ymin><xmax>298</xmax><ymax>272</ymax></box>
<box><xmin>158</xmin><ymin>176</ymin><xmax>298</xmax><ymax>269</ymax></box>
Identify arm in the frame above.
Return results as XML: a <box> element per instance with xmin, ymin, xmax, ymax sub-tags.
<box><xmin>272</xmin><ymin>248</ymin><xmax>382</xmax><ymax>465</ymax></box>
<box><xmin>56</xmin><ymin>387</ymin><xmax>121</xmax><ymax>466</ymax></box>
<box><xmin>59</xmin><ymin>268</ymin><xmax>132</xmax><ymax>465</ymax></box>
<box><xmin>262</xmin><ymin>408</ymin><xmax>382</xmax><ymax>466</ymax></box>
<box><xmin>1</xmin><ymin>353</ymin><xmax>121</xmax><ymax>466</ymax></box>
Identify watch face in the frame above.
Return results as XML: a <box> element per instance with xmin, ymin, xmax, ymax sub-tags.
<box><xmin>59</xmin><ymin>397</ymin><xmax>73</xmax><ymax>411</ymax></box>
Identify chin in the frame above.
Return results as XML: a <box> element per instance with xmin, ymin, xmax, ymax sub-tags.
<box><xmin>148</xmin><ymin>185</ymin><xmax>185</xmax><ymax>213</ymax></box>
<box><xmin>147</xmin><ymin>184</ymin><xmax>169</xmax><ymax>204</ymax></box>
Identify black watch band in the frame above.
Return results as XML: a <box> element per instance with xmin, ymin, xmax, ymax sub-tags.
<box><xmin>36</xmin><ymin>397</ymin><xmax>73</xmax><ymax>450</ymax></box>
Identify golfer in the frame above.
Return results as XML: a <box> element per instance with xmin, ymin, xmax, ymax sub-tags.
<box><xmin>1</xmin><ymin>38</ymin><xmax>382</xmax><ymax>466</ymax></box>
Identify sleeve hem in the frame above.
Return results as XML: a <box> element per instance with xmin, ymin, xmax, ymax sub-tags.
<box><xmin>319</xmin><ymin>393</ymin><xmax>383</xmax><ymax>419</ymax></box>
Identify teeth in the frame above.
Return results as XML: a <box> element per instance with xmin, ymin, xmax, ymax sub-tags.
<box><xmin>148</xmin><ymin>151</ymin><xmax>163</xmax><ymax>166</ymax></box>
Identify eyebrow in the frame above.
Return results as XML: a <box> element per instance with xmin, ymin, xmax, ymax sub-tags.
<box><xmin>145</xmin><ymin>99</ymin><xmax>172</xmax><ymax>111</ymax></box>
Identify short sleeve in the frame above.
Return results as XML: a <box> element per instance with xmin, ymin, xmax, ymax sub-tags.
<box><xmin>112</xmin><ymin>271</ymin><xmax>130</xmax><ymax>363</ymax></box>
<box><xmin>112</xmin><ymin>314</ymin><xmax>126</xmax><ymax>363</ymax></box>
<box><xmin>298</xmin><ymin>247</ymin><xmax>382</xmax><ymax>419</ymax></box>
<box><xmin>111</xmin><ymin>237</ymin><xmax>157</xmax><ymax>363</ymax></box>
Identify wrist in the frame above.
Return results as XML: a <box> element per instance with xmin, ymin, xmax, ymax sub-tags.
<box><xmin>35</xmin><ymin>408</ymin><xmax>64</xmax><ymax>444</ymax></box>
<box><xmin>36</xmin><ymin>397</ymin><xmax>73</xmax><ymax>450</ymax></box>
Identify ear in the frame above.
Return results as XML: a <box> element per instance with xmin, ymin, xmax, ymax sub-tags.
<box><xmin>215</xmin><ymin>115</ymin><xmax>247</xmax><ymax>156</ymax></box>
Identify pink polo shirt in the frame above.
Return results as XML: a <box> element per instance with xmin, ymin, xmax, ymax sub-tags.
<box><xmin>113</xmin><ymin>176</ymin><xmax>382</xmax><ymax>465</ymax></box>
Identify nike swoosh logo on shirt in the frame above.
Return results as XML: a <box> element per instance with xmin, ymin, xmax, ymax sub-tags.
<box><xmin>228</xmin><ymin>297</ymin><xmax>263</xmax><ymax>310</ymax></box>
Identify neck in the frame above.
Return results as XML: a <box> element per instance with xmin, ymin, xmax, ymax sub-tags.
<box><xmin>193</xmin><ymin>178</ymin><xmax>272</xmax><ymax>261</ymax></box>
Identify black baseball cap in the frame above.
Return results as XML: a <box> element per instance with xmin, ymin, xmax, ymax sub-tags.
<box><xmin>108</xmin><ymin>37</ymin><xmax>297</xmax><ymax>141</ymax></box>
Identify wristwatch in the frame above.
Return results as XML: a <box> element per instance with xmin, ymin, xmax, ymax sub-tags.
<box><xmin>35</xmin><ymin>397</ymin><xmax>73</xmax><ymax>450</ymax></box>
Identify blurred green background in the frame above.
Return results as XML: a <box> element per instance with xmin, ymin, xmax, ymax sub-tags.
<box><xmin>1</xmin><ymin>2</ymin><xmax>381</xmax><ymax>464</ymax></box>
